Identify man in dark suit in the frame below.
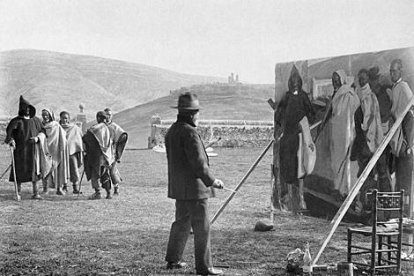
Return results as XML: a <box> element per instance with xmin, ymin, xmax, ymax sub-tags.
<box><xmin>165</xmin><ymin>92</ymin><xmax>224</xmax><ymax>276</ymax></box>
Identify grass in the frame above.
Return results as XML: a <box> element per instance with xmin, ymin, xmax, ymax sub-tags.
<box><xmin>0</xmin><ymin>145</ymin><xmax>412</xmax><ymax>275</ymax></box>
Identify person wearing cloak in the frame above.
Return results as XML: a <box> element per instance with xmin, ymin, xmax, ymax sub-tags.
<box><xmin>368</xmin><ymin>66</ymin><xmax>393</xmax><ymax>192</ymax></box>
<box><xmin>104</xmin><ymin>108</ymin><xmax>128</xmax><ymax>196</ymax></box>
<box><xmin>83</xmin><ymin>111</ymin><xmax>114</xmax><ymax>200</ymax></box>
<box><xmin>41</xmin><ymin>109</ymin><xmax>70</xmax><ymax>195</ymax></box>
<box><xmin>329</xmin><ymin>70</ymin><xmax>360</xmax><ymax>199</ymax></box>
<box><xmin>275</xmin><ymin>65</ymin><xmax>315</xmax><ymax>214</ymax></box>
<box><xmin>351</xmin><ymin>69</ymin><xmax>384</xmax><ymax>211</ymax></box>
<box><xmin>59</xmin><ymin>111</ymin><xmax>83</xmax><ymax>194</ymax></box>
<box><xmin>4</xmin><ymin>96</ymin><xmax>47</xmax><ymax>199</ymax></box>
<box><xmin>388</xmin><ymin>59</ymin><xmax>414</xmax><ymax>205</ymax></box>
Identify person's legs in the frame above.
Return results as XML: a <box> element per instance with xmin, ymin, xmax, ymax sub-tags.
<box><xmin>110</xmin><ymin>164</ymin><xmax>121</xmax><ymax>195</ymax></box>
<box><xmin>190</xmin><ymin>199</ymin><xmax>213</xmax><ymax>273</ymax></box>
<box><xmin>166</xmin><ymin>200</ymin><xmax>191</xmax><ymax>265</ymax></box>
<box><xmin>69</xmin><ymin>154</ymin><xmax>80</xmax><ymax>194</ymax></box>
<box><xmin>31</xmin><ymin>181</ymin><xmax>42</xmax><ymax>200</ymax></box>
<box><xmin>88</xmin><ymin>170</ymin><xmax>102</xmax><ymax>200</ymax></box>
<box><xmin>377</xmin><ymin>150</ymin><xmax>392</xmax><ymax>192</ymax></box>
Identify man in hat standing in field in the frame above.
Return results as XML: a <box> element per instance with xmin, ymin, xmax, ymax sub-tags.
<box><xmin>104</xmin><ymin>107</ymin><xmax>128</xmax><ymax>196</ymax></box>
<box><xmin>4</xmin><ymin>95</ymin><xmax>47</xmax><ymax>199</ymax></box>
<box><xmin>165</xmin><ymin>92</ymin><xmax>225</xmax><ymax>276</ymax></box>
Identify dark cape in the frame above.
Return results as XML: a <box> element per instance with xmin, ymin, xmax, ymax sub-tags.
<box><xmin>5</xmin><ymin>96</ymin><xmax>44</xmax><ymax>183</ymax></box>
<box><xmin>275</xmin><ymin>66</ymin><xmax>314</xmax><ymax>184</ymax></box>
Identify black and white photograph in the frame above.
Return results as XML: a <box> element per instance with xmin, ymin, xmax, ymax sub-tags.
<box><xmin>1</xmin><ymin>0</ymin><xmax>414</xmax><ymax>275</ymax></box>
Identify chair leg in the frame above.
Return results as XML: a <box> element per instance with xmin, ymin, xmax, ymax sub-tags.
<box><xmin>387</xmin><ymin>236</ymin><xmax>391</xmax><ymax>265</ymax></box>
<box><xmin>378</xmin><ymin>235</ymin><xmax>383</xmax><ymax>266</ymax></box>
<box><xmin>347</xmin><ymin>229</ymin><xmax>352</xmax><ymax>263</ymax></box>
<box><xmin>371</xmin><ymin>233</ymin><xmax>376</xmax><ymax>275</ymax></box>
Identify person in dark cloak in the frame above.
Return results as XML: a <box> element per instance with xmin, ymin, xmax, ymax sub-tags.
<box><xmin>4</xmin><ymin>95</ymin><xmax>45</xmax><ymax>199</ymax></box>
<box><xmin>368</xmin><ymin>66</ymin><xmax>393</xmax><ymax>192</ymax></box>
<box><xmin>275</xmin><ymin>65</ymin><xmax>315</xmax><ymax>214</ymax></box>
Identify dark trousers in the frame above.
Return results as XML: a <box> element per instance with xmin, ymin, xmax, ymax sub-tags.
<box><xmin>165</xmin><ymin>199</ymin><xmax>212</xmax><ymax>273</ymax></box>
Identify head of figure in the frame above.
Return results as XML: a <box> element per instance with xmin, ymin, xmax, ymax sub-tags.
<box><xmin>24</xmin><ymin>106</ymin><xmax>31</xmax><ymax>116</ymax></box>
<box><xmin>288</xmin><ymin>65</ymin><xmax>303</xmax><ymax>93</ymax></box>
<box><xmin>176</xmin><ymin>92</ymin><xmax>200</xmax><ymax>126</ymax></box>
<box><xmin>42</xmin><ymin>109</ymin><xmax>53</xmax><ymax>123</ymax></box>
<box><xmin>332</xmin><ymin>72</ymin><xmax>342</xmax><ymax>91</ymax></box>
<box><xmin>368</xmin><ymin>66</ymin><xmax>380</xmax><ymax>88</ymax></box>
<box><xmin>18</xmin><ymin>95</ymin><xmax>36</xmax><ymax>118</ymax></box>
<box><xmin>358</xmin><ymin>69</ymin><xmax>369</xmax><ymax>88</ymax></box>
<box><xmin>59</xmin><ymin>111</ymin><xmax>70</xmax><ymax>125</ymax></box>
<box><xmin>390</xmin><ymin>59</ymin><xmax>402</xmax><ymax>83</ymax></box>
<box><xmin>96</xmin><ymin>111</ymin><xmax>107</xmax><ymax>124</ymax></box>
<box><xmin>104</xmin><ymin>108</ymin><xmax>112</xmax><ymax>123</ymax></box>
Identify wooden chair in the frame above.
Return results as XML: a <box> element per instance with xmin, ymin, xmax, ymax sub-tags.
<box><xmin>347</xmin><ymin>189</ymin><xmax>404</xmax><ymax>275</ymax></box>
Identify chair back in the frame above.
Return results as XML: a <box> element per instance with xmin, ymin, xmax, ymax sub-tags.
<box><xmin>369</xmin><ymin>189</ymin><xmax>404</xmax><ymax>235</ymax></box>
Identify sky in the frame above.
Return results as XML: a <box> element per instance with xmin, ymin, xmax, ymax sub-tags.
<box><xmin>1</xmin><ymin>0</ymin><xmax>414</xmax><ymax>84</ymax></box>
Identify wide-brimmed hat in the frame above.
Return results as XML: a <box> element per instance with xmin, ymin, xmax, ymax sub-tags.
<box><xmin>172</xmin><ymin>92</ymin><xmax>201</xmax><ymax>110</ymax></box>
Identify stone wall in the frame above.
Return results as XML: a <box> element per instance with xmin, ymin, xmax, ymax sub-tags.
<box><xmin>149</xmin><ymin>117</ymin><xmax>274</xmax><ymax>148</ymax></box>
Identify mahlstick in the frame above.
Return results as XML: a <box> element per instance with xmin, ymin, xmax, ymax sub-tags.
<box><xmin>9</xmin><ymin>147</ymin><xmax>21</xmax><ymax>201</ymax></box>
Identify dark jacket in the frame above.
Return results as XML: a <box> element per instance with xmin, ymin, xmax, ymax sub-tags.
<box><xmin>5</xmin><ymin>96</ymin><xmax>44</xmax><ymax>183</ymax></box>
<box><xmin>165</xmin><ymin>115</ymin><xmax>215</xmax><ymax>200</ymax></box>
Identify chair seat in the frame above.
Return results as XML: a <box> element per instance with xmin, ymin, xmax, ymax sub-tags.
<box><xmin>349</xmin><ymin>224</ymin><xmax>399</xmax><ymax>236</ymax></box>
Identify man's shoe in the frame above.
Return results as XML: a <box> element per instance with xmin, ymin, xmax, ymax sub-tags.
<box><xmin>166</xmin><ymin>261</ymin><xmax>187</xmax><ymax>270</ymax></box>
<box><xmin>106</xmin><ymin>193</ymin><xmax>112</xmax><ymax>199</ymax></box>
<box><xmin>197</xmin><ymin>267</ymin><xmax>224</xmax><ymax>275</ymax></box>
<box><xmin>88</xmin><ymin>192</ymin><xmax>102</xmax><ymax>200</ymax></box>
<box><xmin>56</xmin><ymin>189</ymin><xmax>65</xmax><ymax>196</ymax></box>
<box><xmin>62</xmin><ymin>185</ymin><xmax>68</xmax><ymax>193</ymax></box>
<box><xmin>31</xmin><ymin>194</ymin><xmax>43</xmax><ymax>200</ymax></box>
<box><xmin>114</xmin><ymin>187</ymin><xmax>119</xmax><ymax>196</ymax></box>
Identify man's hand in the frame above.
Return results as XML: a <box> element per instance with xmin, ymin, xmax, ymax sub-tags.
<box><xmin>29</xmin><ymin>137</ymin><xmax>39</xmax><ymax>144</ymax></box>
<box><xmin>212</xmin><ymin>179</ymin><xmax>224</xmax><ymax>189</ymax></box>
<box><xmin>9</xmin><ymin>139</ymin><xmax>16</xmax><ymax>149</ymax></box>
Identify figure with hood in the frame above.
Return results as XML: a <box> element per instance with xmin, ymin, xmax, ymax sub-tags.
<box><xmin>83</xmin><ymin>111</ymin><xmax>114</xmax><ymax>200</ymax></box>
<box><xmin>275</xmin><ymin>65</ymin><xmax>315</xmax><ymax>214</ymax></box>
<box><xmin>104</xmin><ymin>107</ymin><xmax>128</xmax><ymax>196</ymax></box>
<box><xmin>4</xmin><ymin>96</ymin><xmax>47</xmax><ymax>199</ymax></box>
<box><xmin>40</xmin><ymin>109</ymin><xmax>69</xmax><ymax>195</ymax></box>
<box><xmin>329</xmin><ymin>70</ymin><xmax>360</xmax><ymax>199</ymax></box>
<box><xmin>59</xmin><ymin>111</ymin><xmax>83</xmax><ymax>194</ymax></box>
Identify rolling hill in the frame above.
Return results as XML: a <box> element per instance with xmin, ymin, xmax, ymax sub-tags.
<box><xmin>113</xmin><ymin>83</ymin><xmax>275</xmax><ymax>148</ymax></box>
<box><xmin>0</xmin><ymin>49</ymin><xmax>225</xmax><ymax>119</ymax></box>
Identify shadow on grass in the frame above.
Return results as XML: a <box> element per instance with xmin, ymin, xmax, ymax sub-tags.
<box><xmin>0</xmin><ymin>188</ymin><xmax>96</xmax><ymax>202</ymax></box>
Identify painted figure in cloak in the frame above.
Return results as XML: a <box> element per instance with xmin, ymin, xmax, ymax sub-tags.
<box><xmin>388</xmin><ymin>59</ymin><xmax>414</xmax><ymax>208</ymax></box>
<box><xmin>4</xmin><ymin>96</ymin><xmax>47</xmax><ymax>199</ymax></box>
<box><xmin>41</xmin><ymin>109</ymin><xmax>70</xmax><ymax>195</ymax></box>
<box><xmin>275</xmin><ymin>65</ymin><xmax>315</xmax><ymax>214</ymax></box>
<box><xmin>104</xmin><ymin>108</ymin><xmax>128</xmax><ymax>196</ymax></box>
<box><xmin>351</xmin><ymin>69</ymin><xmax>384</xmax><ymax>211</ymax></box>
<box><xmin>83</xmin><ymin>111</ymin><xmax>114</xmax><ymax>200</ymax></box>
<box><xmin>368</xmin><ymin>66</ymin><xmax>393</xmax><ymax>192</ymax></box>
<box><xmin>329</xmin><ymin>70</ymin><xmax>360</xmax><ymax>200</ymax></box>
<box><xmin>59</xmin><ymin>111</ymin><xmax>83</xmax><ymax>194</ymax></box>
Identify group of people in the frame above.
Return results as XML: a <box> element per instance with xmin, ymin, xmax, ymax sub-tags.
<box><xmin>4</xmin><ymin>97</ymin><xmax>128</xmax><ymax>200</ymax></box>
<box><xmin>276</xmin><ymin>58</ymin><xmax>414</xmax><ymax>214</ymax></box>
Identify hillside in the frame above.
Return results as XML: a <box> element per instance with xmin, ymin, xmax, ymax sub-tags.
<box><xmin>113</xmin><ymin>83</ymin><xmax>275</xmax><ymax>148</ymax></box>
<box><xmin>0</xmin><ymin>49</ymin><xmax>225</xmax><ymax>119</ymax></box>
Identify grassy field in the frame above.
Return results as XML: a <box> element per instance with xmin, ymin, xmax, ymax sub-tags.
<box><xmin>0</xmin><ymin>145</ymin><xmax>412</xmax><ymax>275</ymax></box>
